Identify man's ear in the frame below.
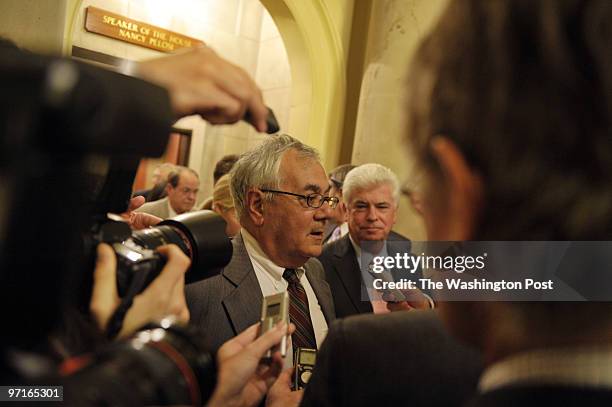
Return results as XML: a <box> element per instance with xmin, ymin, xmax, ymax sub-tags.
<box><xmin>245</xmin><ymin>189</ymin><xmax>265</xmax><ymax>226</ymax></box>
<box><xmin>430</xmin><ymin>136</ymin><xmax>483</xmax><ymax>240</ymax></box>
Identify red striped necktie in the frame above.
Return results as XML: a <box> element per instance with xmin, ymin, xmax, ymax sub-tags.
<box><xmin>283</xmin><ymin>268</ymin><xmax>317</xmax><ymax>350</ymax></box>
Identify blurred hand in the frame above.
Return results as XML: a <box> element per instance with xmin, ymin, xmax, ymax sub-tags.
<box><xmin>207</xmin><ymin>322</ymin><xmax>293</xmax><ymax>407</ymax></box>
<box><xmin>266</xmin><ymin>368</ymin><xmax>303</xmax><ymax>407</ymax></box>
<box><xmin>383</xmin><ymin>288</ymin><xmax>431</xmax><ymax>312</ymax></box>
<box><xmin>129</xmin><ymin>212</ymin><xmax>163</xmax><ymax>230</ymax></box>
<box><xmin>138</xmin><ymin>45</ymin><xmax>268</xmax><ymax>132</ymax></box>
<box><xmin>120</xmin><ymin>196</ymin><xmax>162</xmax><ymax>230</ymax></box>
<box><xmin>90</xmin><ymin>243</ymin><xmax>190</xmax><ymax>338</ymax></box>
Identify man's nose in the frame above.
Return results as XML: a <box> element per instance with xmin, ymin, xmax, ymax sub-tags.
<box><xmin>366</xmin><ymin>206</ymin><xmax>378</xmax><ymax>221</ymax></box>
<box><xmin>315</xmin><ymin>201</ymin><xmax>332</xmax><ymax>220</ymax></box>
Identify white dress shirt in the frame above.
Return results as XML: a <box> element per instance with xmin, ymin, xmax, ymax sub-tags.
<box><xmin>241</xmin><ymin>229</ymin><xmax>329</xmax><ymax>366</ymax></box>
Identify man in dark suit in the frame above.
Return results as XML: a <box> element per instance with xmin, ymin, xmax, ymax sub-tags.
<box><xmin>186</xmin><ymin>134</ymin><xmax>337</xmax><ymax>360</ymax></box>
<box><xmin>319</xmin><ymin>163</ymin><xmax>431</xmax><ymax>317</ymax></box>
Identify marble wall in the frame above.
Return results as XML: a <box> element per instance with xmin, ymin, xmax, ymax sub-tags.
<box><xmin>0</xmin><ymin>0</ymin><xmax>67</xmax><ymax>54</ymax></box>
<box><xmin>69</xmin><ymin>0</ymin><xmax>292</xmax><ymax>204</ymax></box>
<box><xmin>351</xmin><ymin>0</ymin><xmax>449</xmax><ymax>240</ymax></box>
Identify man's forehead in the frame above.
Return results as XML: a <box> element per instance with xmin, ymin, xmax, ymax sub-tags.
<box><xmin>279</xmin><ymin>154</ymin><xmax>328</xmax><ymax>192</ymax></box>
<box><xmin>179</xmin><ymin>172</ymin><xmax>199</xmax><ymax>184</ymax></box>
<box><xmin>350</xmin><ymin>183</ymin><xmax>395</xmax><ymax>201</ymax></box>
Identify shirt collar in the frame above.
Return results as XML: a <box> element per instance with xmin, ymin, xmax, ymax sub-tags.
<box><xmin>241</xmin><ymin>229</ymin><xmax>304</xmax><ymax>281</ymax></box>
<box><xmin>479</xmin><ymin>345</ymin><xmax>612</xmax><ymax>392</ymax></box>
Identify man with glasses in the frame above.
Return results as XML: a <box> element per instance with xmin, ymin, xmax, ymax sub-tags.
<box><xmin>186</xmin><ymin>134</ymin><xmax>337</xmax><ymax>362</ymax></box>
<box><xmin>323</xmin><ymin>164</ymin><xmax>356</xmax><ymax>244</ymax></box>
<box><xmin>136</xmin><ymin>166</ymin><xmax>200</xmax><ymax>218</ymax></box>
<box><xmin>318</xmin><ymin>163</ymin><xmax>431</xmax><ymax>318</ymax></box>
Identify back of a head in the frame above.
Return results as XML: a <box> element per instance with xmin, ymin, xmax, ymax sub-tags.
<box><xmin>407</xmin><ymin>0</ymin><xmax>612</xmax><ymax>241</ymax></box>
<box><xmin>157</xmin><ymin>163</ymin><xmax>177</xmax><ymax>180</ymax></box>
<box><xmin>213</xmin><ymin>154</ymin><xmax>239</xmax><ymax>185</ymax></box>
<box><xmin>329</xmin><ymin>164</ymin><xmax>357</xmax><ymax>190</ymax></box>
<box><xmin>212</xmin><ymin>174</ymin><xmax>234</xmax><ymax>211</ymax></box>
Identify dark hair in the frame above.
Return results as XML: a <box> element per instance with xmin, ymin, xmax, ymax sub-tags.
<box><xmin>213</xmin><ymin>154</ymin><xmax>239</xmax><ymax>185</ymax></box>
<box><xmin>168</xmin><ymin>166</ymin><xmax>199</xmax><ymax>188</ymax></box>
<box><xmin>329</xmin><ymin>164</ymin><xmax>357</xmax><ymax>189</ymax></box>
<box><xmin>407</xmin><ymin>0</ymin><xmax>612</xmax><ymax>240</ymax></box>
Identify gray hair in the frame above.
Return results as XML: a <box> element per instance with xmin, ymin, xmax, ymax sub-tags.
<box><xmin>342</xmin><ymin>163</ymin><xmax>400</xmax><ymax>206</ymax></box>
<box><xmin>230</xmin><ymin>134</ymin><xmax>319</xmax><ymax>219</ymax></box>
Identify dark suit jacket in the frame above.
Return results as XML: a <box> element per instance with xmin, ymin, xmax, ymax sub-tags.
<box><xmin>467</xmin><ymin>386</ymin><xmax>612</xmax><ymax>406</ymax></box>
<box><xmin>318</xmin><ymin>232</ymin><xmax>422</xmax><ymax>318</ymax></box>
<box><xmin>186</xmin><ymin>233</ymin><xmax>336</xmax><ymax>352</ymax></box>
<box><xmin>301</xmin><ymin>310</ymin><xmax>483</xmax><ymax>407</ymax></box>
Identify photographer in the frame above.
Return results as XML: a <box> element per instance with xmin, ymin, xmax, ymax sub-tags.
<box><xmin>0</xmin><ymin>37</ymin><xmax>286</xmax><ymax>406</ymax></box>
<box><xmin>90</xmin><ymin>241</ymin><xmax>292</xmax><ymax>407</ymax></box>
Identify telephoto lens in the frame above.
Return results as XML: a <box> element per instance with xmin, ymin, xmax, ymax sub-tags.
<box><xmin>63</xmin><ymin>319</ymin><xmax>216</xmax><ymax>406</ymax></box>
<box><xmin>114</xmin><ymin>210</ymin><xmax>233</xmax><ymax>296</ymax></box>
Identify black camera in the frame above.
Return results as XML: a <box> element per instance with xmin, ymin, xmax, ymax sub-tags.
<box><xmin>63</xmin><ymin>320</ymin><xmax>217</xmax><ymax>406</ymax></box>
<box><xmin>92</xmin><ymin>210</ymin><xmax>233</xmax><ymax>297</ymax></box>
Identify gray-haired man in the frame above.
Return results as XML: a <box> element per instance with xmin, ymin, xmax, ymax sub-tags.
<box><xmin>318</xmin><ymin>163</ymin><xmax>431</xmax><ymax>318</ymax></box>
<box><xmin>186</xmin><ymin>134</ymin><xmax>337</xmax><ymax>362</ymax></box>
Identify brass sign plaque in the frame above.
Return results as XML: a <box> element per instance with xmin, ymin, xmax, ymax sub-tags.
<box><xmin>84</xmin><ymin>6</ymin><xmax>204</xmax><ymax>53</ymax></box>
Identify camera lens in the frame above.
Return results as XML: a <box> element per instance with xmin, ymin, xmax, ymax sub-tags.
<box><xmin>64</xmin><ymin>323</ymin><xmax>216</xmax><ymax>406</ymax></box>
<box><xmin>131</xmin><ymin>210</ymin><xmax>233</xmax><ymax>283</ymax></box>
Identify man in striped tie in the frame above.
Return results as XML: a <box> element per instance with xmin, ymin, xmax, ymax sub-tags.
<box><xmin>186</xmin><ymin>134</ymin><xmax>337</xmax><ymax>365</ymax></box>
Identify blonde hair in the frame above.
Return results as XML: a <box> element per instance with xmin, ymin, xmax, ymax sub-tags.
<box><xmin>213</xmin><ymin>174</ymin><xmax>234</xmax><ymax>212</ymax></box>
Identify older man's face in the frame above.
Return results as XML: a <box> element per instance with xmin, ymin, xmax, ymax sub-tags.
<box><xmin>167</xmin><ymin>172</ymin><xmax>199</xmax><ymax>214</ymax></box>
<box><xmin>263</xmin><ymin>150</ymin><xmax>331</xmax><ymax>267</ymax></box>
<box><xmin>347</xmin><ymin>183</ymin><xmax>397</xmax><ymax>243</ymax></box>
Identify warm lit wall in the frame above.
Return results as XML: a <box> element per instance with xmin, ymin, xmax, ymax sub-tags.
<box><xmin>65</xmin><ymin>0</ymin><xmax>292</xmax><ymax>204</ymax></box>
<box><xmin>0</xmin><ymin>0</ymin><xmax>67</xmax><ymax>54</ymax></box>
<box><xmin>351</xmin><ymin>0</ymin><xmax>449</xmax><ymax>240</ymax></box>
<box><xmin>261</xmin><ymin>0</ymin><xmax>352</xmax><ymax>170</ymax></box>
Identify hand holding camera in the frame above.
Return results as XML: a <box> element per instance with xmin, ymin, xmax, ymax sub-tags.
<box><xmin>90</xmin><ymin>243</ymin><xmax>190</xmax><ymax>338</ymax></box>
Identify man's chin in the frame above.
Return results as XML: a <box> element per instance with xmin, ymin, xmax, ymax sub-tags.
<box><xmin>360</xmin><ymin>233</ymin><xmax>386</xmax><ymax>241</ymax></box>
<box><xmin>303</xmin><ymin>245</ymin><xmax>323</xmax><ymax>258</ymax></box>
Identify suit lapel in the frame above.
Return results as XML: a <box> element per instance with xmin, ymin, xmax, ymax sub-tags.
<box><xmin>221</xmin><ymin>234</ymin><xmax>263</xmax><ymax>335</ymax></box>
<box><xmin>305</xmin><ymin>265</ymin><xmax>335</xmax><ymax>323</ymax></box>
<box><xmin>333</xmin><ymin>236</ymin><xmax>373</xmax><ymax>314</ymax></box>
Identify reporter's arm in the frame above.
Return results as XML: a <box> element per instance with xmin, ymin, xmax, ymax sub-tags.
<box><xmin>207</xmin><ymin>322</ymin><xmax>292</xmax><ymax>407</ymax></box>
<box><xmin>136</xmin><ymin>46</ymin><xmax>268</xmax><ymax>132</ymax></box>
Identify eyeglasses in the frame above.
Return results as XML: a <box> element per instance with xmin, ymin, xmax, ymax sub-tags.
<box><xmin>261</xmin><ymin>189</ymin><xmax>340</xmax><ymax>209</ymax></box>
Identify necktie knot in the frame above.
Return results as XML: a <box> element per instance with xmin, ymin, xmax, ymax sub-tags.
<box><xmin>283</xmin><ymin>268</ymin><xmax>300</xmax><ymax>285</ymax></box>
